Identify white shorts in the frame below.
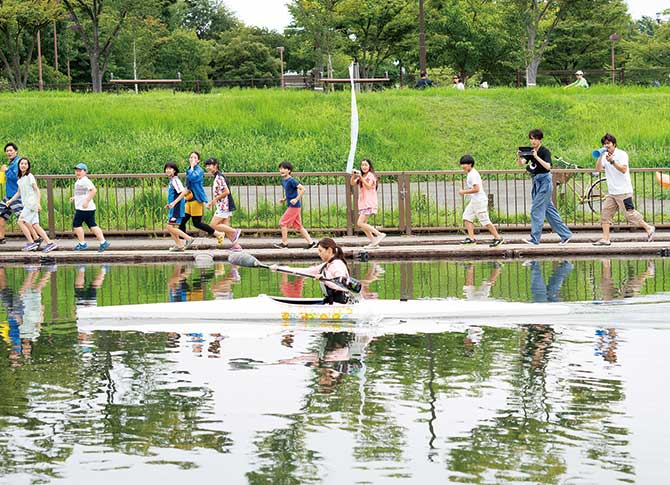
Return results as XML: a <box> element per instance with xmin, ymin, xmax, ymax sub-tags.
<box><xmin>19</xmin><ymin>207</ymin><xmax>39</xmax><ymax>225</ymax></box>
<box><xmin>214</xmin><ymin>208</ymin><xmax>232</xmax><ymax>219</ymax></box>
<box><xmin>463</xmin><ymin>199</ymin><xmax>491</xmax><ymax>226</ymax></box>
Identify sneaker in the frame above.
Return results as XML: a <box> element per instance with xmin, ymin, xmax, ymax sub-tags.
<box><xmin>184</xmin><ymin>239</ymin><xmax>194</xmax><ymax>250</ymax></box>
<box><xmin>22</xmin><ymin>242</ymin><xmax>39</xmax><ymax>252</ymax></box>
<box><xmin>216</xmin><ymin>233</ymin><xmax>225</xmax><ymax>249</ymax></box>
<box><xmin>305</xmin><ymin>241</ymin><xmax>318</xmax><ymax>250</ymax></box>
<box><xmin>42</xmin><ymin>242</ymin><xmax>58</xmax><ymax>253</ymax></box>
<box><xmin>98</xmin><ymin>240</ymin><xmax>111</xmax><ymax>252</ymax></box>
<box><xmin>559</xmin><ymin>235</ymin><xmax>573</xmax><ymax>245</ymax></box>
<box><xmin>273</xmin><ymin>242</ymin><xmax>289</xmax><ymax>249</ymax></box>
<box><xmin>489</xmin><ymin>238</ymin><xmax>504</xmax><ymax>248</ymax></box>
<box><xmin>647</xmin><ymin>226</ymin><xmax>656</xmax><ymax>242</ymax></box>
<box><xmin>34</xmin><ymin>237</ymin><xmax>43</xmax><ymax>249</ymax></box>
<box><xmin>231</xmin><ymin>228</ymin><xmax>242</xmax><ymax>244</ymax></box>
<box><xmin>373</xmin><ymin>233</ymin><xmax>386</xmax><ymax>246</ymax></box>
<box><xmin>169</xmin><ymin>246</ymin><xmax>185</xmax><ymax>252</ymax></box>
<box><xmin>74</xmin><ymin>242</ymin><xmax>88</xmax><ymax>251</ymax></box>
<box><xmin>229</xmin><ymin>245</ymin><xmax>243</xmax><ymax>252</ymax></box>
<box><xmin>592</xmin><ymin>239</ymin><xmax>611</xmax><ymax>246</ymax></box>
<box><xmin>460</xmin><ymin>237</ymin><xmax>476</xmax><ymax>245</ymax></box>
<box><xmin>0</xmin><ymin>238</ymin><xmax>6</xmax><ymax>244</ymax></box>
<box><xmin>522</xmin><ymin>238</ymin><xmax>539</xmax><ymax>246</ymax></box>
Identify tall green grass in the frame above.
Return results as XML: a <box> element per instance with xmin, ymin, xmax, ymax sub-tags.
<box><xmin>1</xmin><ymin>86</ymin><xmax>669</xmax><ymax>175</ymax></box>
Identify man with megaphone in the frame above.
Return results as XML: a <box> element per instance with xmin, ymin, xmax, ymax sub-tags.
<box><xmin>592</xmin><ymin>133</ymin><xmax>655</xmax><ymax>246</ymax></box>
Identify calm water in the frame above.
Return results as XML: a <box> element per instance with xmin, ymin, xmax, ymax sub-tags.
<box><xmin>1</xmin><ymin>258</ymin><xmax>669</xmax><ymax>484</ymax></box>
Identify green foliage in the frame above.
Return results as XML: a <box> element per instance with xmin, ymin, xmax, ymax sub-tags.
<box><xmin>1</xmin><ymin>87</ymin><xmax>670</xmax><ymax>176</ymax></box>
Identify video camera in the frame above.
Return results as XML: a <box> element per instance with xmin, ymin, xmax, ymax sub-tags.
<box><xmin>518</xmin><ymin>146</ymin><xmax>534</xmax><ymax>162</ymax></box>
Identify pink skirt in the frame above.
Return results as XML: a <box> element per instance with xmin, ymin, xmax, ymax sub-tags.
<box><xmin>359</xmin><ymin>207</ymin><xmax>377</xmax><ymax>215</ymax></box>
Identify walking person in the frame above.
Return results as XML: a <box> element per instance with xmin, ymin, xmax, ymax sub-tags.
<box><xmin>164</xmin><ymin>162</ymin><xmax>194</xmax><ymax>252</ymax></box>
<box><xmin>517</xmin><ymin>129</ymin><xmax>573</xmax><ymax>245</ymax></box>
<box><xmin>592</xmin><ymin>133</ymin><xmax>655</xmax><ymax>246</ymax></box>
<box><xmin>458</xmin><ymin>154</ymin><xmax>503</xmax><ymax>247</ymax></box>
<box><xmin>350</xmin><ymin>158</ymin><xmax>385</xmax><ymax>249</ymax></box>
<box><xmin>71</xmin><ymin>163</ymin><xmax>110</xmax><ymax>252</ymax></box>
<box><xmin>273</xmin><ymin>161</ymin><xmax>317</xmax><ymax>250</ymax></box>
<box><xmin>203</xmin><ymin>158</ymin><xmax>242</xmax><ymax>251</ymax></box>
<box><xmin>3</xmin><ymin>158</ymin><xmax>57</xmax><ymax>252</ymax></box>
<box><xmin>179</xmin><ymin>151</ymin><xmax>225</xmax><ymax>247</ymax></box>
<box><xmin>0</xmin><ymin>143</ymin><xmax>39</xmax><ymax>245</ymax></box>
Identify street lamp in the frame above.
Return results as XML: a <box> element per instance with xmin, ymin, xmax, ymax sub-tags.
<box><xmin>276</xmin><ymin>46</ymin><xmax>285</xmax><ymax>89</ymax></box>
<box><xmin>609</xmin><ymin>33</ymin><xmax>621</xmax><ymax>85</ymax></box>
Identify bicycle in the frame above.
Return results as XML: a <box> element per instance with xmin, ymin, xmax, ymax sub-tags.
<box><xmin>553</xmin><ymin>157</ymin><xmax>607</xmax><ymax>214</ymax></box>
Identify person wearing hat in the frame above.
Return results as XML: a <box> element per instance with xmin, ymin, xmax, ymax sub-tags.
<box><xmin>566</xmin><ymin>70</ymin><xmax>589</xmax><ymax>88</ymax></box>
<box><xmin>70</xmin><ymin>163</ymin><xmax>110</xmax><ymax>252</ymax></box>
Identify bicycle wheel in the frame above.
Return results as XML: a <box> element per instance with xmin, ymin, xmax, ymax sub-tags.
<box><xmin>586</xmin><ymin>178</ymin><xmax>608</xmax><ymax>213</ymax></box>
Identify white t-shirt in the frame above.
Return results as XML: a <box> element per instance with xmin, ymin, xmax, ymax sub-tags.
<box><xmin>18</xmin><ymin>174</ymin><xmax>38</xmax><ymax>210</ymax></box>
<box><xmin>603</xmin><ymin>148</ymin><xmax>633</xmax><ymax>195</ymax></box>
<box><xmin>466</xmin><ymin>168</ymin><xmax>488</xmax><ymax>203</ymax></box>
<box><xmin>74</xmin><ymin>176</ymin><xmax>96</xmax><ymax>211</ymax></box>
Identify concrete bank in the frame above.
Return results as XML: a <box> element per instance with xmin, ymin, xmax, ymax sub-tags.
<box><xmin>1</xmin><ymin>230</ymin><xmax>669</xmax><ymax>264</ymax></box>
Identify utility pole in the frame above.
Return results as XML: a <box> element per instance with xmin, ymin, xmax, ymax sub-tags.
<box><xmin>133</xmin><ymin>39</ymin><xmax>138</xmax><ymax>94</ymax></box>
<box><xmin>277</xmin><ymin>46</ymin><xmax>285</xmax><ymax>89</ymax></box>
<box><xmin>53</xmin><ymin>20</ymin><xmax>58</xmax><ymax>74</ymax></box>
<box><xmin>609</xmin><ymin>33</ymin><xmax>620</xmax><ymax>85</ymax></box>
<box><xmin>418</xmin><ymin>0</ymin><xmax>427</xmax><ymax>73</ymax></box>
<box><xmin>37</xmin><ymin>30</ymin><xmax>44</xmax><ymax>91</ymax></box>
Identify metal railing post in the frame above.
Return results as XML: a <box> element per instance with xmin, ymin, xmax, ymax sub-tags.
<box><xmin>46</xmin><ymin>178</ymin><xmax>56</xmax><ymax>238</ymax></box>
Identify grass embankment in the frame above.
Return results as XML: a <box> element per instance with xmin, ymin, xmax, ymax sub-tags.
<box><xmin>0</xmin><ymin>86</ymin><xmax>669</xmax><ymax>175</ymax></box>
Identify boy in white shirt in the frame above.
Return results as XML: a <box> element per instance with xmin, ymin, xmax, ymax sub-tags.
<box><xmin>592</xmin><ymin>133</ymin><xmax>655</xmax><ymax>246</ymax></box>
<box><xmin>70</xmin><ymin>163</ymin><xmax>110</xmax><ymax>252</ymax></box>
<box><xmin>458</xmin><ymin>155</ymin><xmax>504</xmax><ymax>247</ymax></box>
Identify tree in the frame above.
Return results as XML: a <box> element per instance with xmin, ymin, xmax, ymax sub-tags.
<box><xmin>170</xmin><ymin>0</ymin><xmax>239</xmax><ymax>39</ymax></box>
<box><xmin>506</xmin><ymin>0</ymin><xmax>580</xmax><ymax>87</ymax></box>
<box><xmin>287</xmin><ymin>0</ymin><xmax>344</xmax><ymax>76</ymax></box>
<box><xmin>155</xmin><ymin>28</ymin><xmax>212</xmax><ymax>85</ymax></box>
<box><xmin>211</xmin><ymin>33</ymin><xmax>279</xmax><ymax>80</ymax></box>
<box><xmin>337</xmin><ymin>0</ymin><xmax>416</xmax><ymax>78</ymax></box>
<box><xmin>428</xmin><ymin>0</ymin><xmax>518</xmax><ymax>83</ymax></box>
<box><xmin>543</xmin><ymin>0</ymin><xmax>631</xmax><ymax>78</ymax></box>
<box><xmin>0</xmin><ymin>0</ymin><xmax>61</xmax><ymax>90</ymax></box>
<box><xmin>61</xmin><ymin>0</ymin><xmax>156</xmax><ymax>92</ymax></box>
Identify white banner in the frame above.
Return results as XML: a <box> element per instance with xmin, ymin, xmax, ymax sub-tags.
<box><xmin>345</xmin><ymin>63</ymin><xmax>359</xmax><ymax>174</ymax></box>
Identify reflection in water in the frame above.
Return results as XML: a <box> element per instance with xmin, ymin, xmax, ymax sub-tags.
<box><xmin>527</xmin><ymin>260</ymin><xmax>573</xmax><ymax>302</ymax></box>
<box><xmin>0</xmin><ymin>260</ymin><xmax>669</xmax><ymax>482</ymax></box>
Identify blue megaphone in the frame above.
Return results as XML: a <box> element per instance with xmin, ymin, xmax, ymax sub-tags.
<box><xmin>592</xmin><ymin>147</ymin><xmax>607</xmax><ymax>158</ymax></box>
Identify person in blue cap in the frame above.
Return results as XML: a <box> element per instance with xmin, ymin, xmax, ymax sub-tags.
<box><xmin>70</xmin><ymin>163</ymin><xmax>110</xmax><ymax>252</ymax></box>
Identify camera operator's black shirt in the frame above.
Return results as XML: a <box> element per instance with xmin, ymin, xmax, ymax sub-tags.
<box><xmin>526</xmin><ymin>145</ymin><xmax>552</xmax><ymax>176</ymax></box>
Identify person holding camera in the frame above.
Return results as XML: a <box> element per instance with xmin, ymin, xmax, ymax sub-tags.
<box><xmin>517</xmin><ymin>129</ymin><xmax>573</xmax><ymax>245</ymax></box>
<box><xmin>350</xmin><ymin>159</ymin><xmax>385</xmax><ymax>248</ymax></box>
<box><xmin>592</xmin><ymin>133</ymin><xmax>655</xmax><ymax>246</ymax></box>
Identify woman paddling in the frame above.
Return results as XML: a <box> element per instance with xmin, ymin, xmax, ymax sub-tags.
<box><xmin>270</xmin><ymin>238</ymin><xmax>352</xmax><ymax>304</ymax></box>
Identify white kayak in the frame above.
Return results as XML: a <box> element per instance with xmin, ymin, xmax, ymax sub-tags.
<box><xmin>77</xmin><ymin>294</ymin><xmax>573</xmax><ymax>326</ymax></box>
<box><xmin>77</xmin><ymin>294</ymin><xmax>670</xmax><ymax>334</ymax></box>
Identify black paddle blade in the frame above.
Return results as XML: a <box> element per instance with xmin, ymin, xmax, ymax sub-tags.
<box><xmin>228</xmin><ymin>252</ymin><xmax>264</xmax><ymax>268</ymax></box>
<box><xmin>332</xmin><ymin>276</ymin><xmax>362</xmax><ymax>293</ymax></box>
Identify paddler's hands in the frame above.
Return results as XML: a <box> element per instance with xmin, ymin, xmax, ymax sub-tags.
<box><xmin>269</xmin><ymin>264</ymin><xmax>278</xmax><ymax>272</ymax></box>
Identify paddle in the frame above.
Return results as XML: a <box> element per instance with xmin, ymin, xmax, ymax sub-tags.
<box><xmin>228</xmin><ymin>252</ymin><xmax>362</xmax><ymax>293</ymax></box>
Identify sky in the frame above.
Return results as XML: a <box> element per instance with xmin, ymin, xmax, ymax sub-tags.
<box><xmin>222</xmin><ymin>0</ymin><xmax>670</xmax><ymax>32</ymax></box>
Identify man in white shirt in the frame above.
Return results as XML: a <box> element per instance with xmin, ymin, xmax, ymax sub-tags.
<box><xmin>592</xmin><ymin>133</ymin><xmax>655</xmax><ymax>246</ymax></box>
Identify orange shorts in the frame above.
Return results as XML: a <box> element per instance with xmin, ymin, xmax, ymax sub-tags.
<box><xmin>279</xmin><ymin>206</ymin><xmax>303</xmax><ymax>229</ymax></box>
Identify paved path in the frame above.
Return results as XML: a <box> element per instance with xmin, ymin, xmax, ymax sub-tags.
<box><xmin>1</xmin><ymin>230</ymin><xmax>668</xmax><ymax>264</ymax></box>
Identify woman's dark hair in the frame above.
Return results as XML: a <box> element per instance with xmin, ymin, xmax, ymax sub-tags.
<box><xmin>357</xmin><ymin>158</ymin><xmax>375</xmax><ymax>187</ymax></box>
<box><xmin>318</xmin><ymin>237</ymin><xmax>348</xmax><ymax>271</ymax></box>
<box><xmin>279</xmin><ymin>160</ymin><xmax>293</xmax><ymax>172</ymax></box>
<box><xmin>189</xmin><ymin>151</ymin><xmax>201</xmax><ymax>162</ymax></box>
<box><xmin>601</xmin><ymin>132</ymin><xmax>617</xmax><ymax>146</ymax></box>
<box><xmin>459</xmin><ymin>154</ymin><xmax>475</xmax><ymax>166</ymax></box>
<box><xmin>4</xmin><ymin>142</ymin><xmax>18</xmax><ymax>152</ymax></box>
<box><xmin>164</xmin><ymin>161</ymin><xmax>179</xmax><ymax>175</ymax></box>
<box><xmin>17</xmin><ymin>157</ymin><xmax>30</xmax><ymax>178</ymax></box>
<box><xmin>529</xmin><ymin>128</ymin><xmax>544</xmax><ymax>140</ymax></box>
